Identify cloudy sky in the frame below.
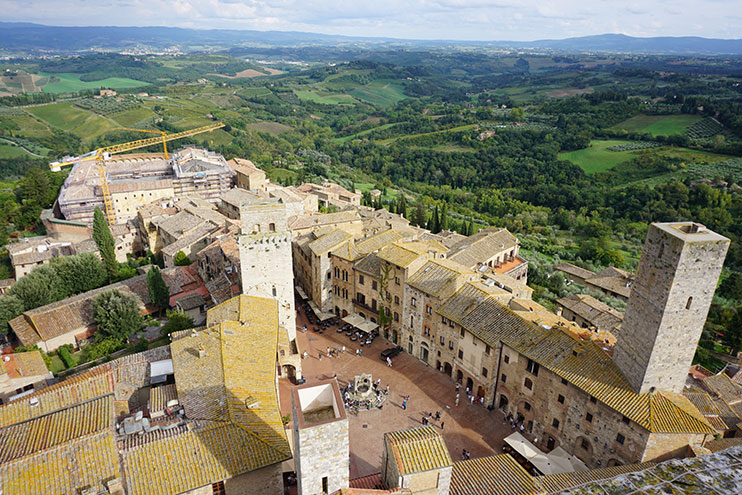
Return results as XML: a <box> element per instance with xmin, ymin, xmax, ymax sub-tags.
<box><xmin>2</xmin><ymin>0</ymin><xmax>740</xmax><ymax>41</ymax></box>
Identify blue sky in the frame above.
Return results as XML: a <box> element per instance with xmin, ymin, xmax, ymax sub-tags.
<box><xmin>1</xmin><ymin>0</ymin><xmax>740</xmax><ymax>40</ymax></box>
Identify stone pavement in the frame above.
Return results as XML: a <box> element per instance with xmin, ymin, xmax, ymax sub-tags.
<box><xmin>279</xmin><ymin>305</ymin><xmax>513</xmax><ymax>479</ymax></box>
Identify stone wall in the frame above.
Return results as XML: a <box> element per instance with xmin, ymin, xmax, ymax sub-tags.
<box><xmin>293</xmin><ymin>417</ymin><xmax>349</xmax><ymax>494</ymax></box>
<box><xmin>614</xmin><ymin>223</ymin><xmax>730</xmax><ymax>394</ymax></box>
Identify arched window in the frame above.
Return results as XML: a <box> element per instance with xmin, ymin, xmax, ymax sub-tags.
<box><xmin>269</xmin><ymin>222</ymin><xmax>276</xmax><ymax>232</ymax></box>
<box><xmin>686</xmin><ymin>296</ymin><xmax>693</xmax><ymax>310</ymax></box>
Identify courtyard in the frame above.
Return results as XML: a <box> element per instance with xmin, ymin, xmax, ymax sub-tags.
<box><xmin>279</xmin><ymin>304</ymin><xmax>513</xmax><ymax>480</ymax></box>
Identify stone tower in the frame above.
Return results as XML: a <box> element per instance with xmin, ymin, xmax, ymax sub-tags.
<box><xmin>239</xmin><ymin>199</ymin><xmax>301</xmax><ymax>377</ymax></box>
<box><xmin>613</xmin><ymin>222</ymin><xmax>729</xmax><ymax>394</ymax></box>
<box><xmin>292</xmin><ymin>380</ymin><xmax>349</xmax><ymax>495</ymax></box>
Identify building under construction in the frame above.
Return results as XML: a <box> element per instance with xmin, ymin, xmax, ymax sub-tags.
<box><xmin>57</xmin><ymin>147</ymin><xmax>234</xmax><ymax>225</ymax></box>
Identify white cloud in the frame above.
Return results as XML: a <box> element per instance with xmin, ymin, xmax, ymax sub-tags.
<box><xmin>0</xmin><ymin>0</ymin><xmax>739</xmax><ymax>40</ymax></box>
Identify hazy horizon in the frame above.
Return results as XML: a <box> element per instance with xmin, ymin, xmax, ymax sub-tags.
<box><xmin>1</xmin><ymin>0</ymin><xmax>740</xmax><ymax>42</ymax></box>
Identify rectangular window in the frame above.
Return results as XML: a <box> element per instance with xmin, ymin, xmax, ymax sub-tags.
<box><xmin>586</xmin><ymin>413</ymin><xmax>593</xmax><ymax>423</ymax></box>
<box><xmin>442</xmin><ymin>316</ymin><xmax>448</xmax><ymax>324</ymax></box>
<box><xmin>359</xmin><ymin>275</ymin><xmax>365</xmax><ymax>285</ymax></box>
<box><xmin>212</xmin><ymin>481</ymin><xmax>226</xmax><ymax>495</ymax></box>
<box><xmin>482</xmin><ymin>367</ymin><xmax>488</xmax><ymax>377</ymax></box>
<box><xmin>458</xmin><ymin>350</ymin><xmax>464</xmax><ymax>359</ymax></box>
<box><xmin>449</xmin><ymin>321</ymin><xmax>455</xmax><ymax>328</ymax></box>
<box><xmin>616</xmin><ymin>433</ymin><xmax>625</xmax><ymax>445</ymax></box>
<box><xmin>411</xmin><ymin>297</ymin><xmax>417</xmax><ymax>307</ymax></box>
<box><xmin>440</xmin><ymin>336</ymin><xmax>445</xmax><ymax>345</ymax></box>
<box><xmin>449</xmin><ymin>341</ymin><xmax>454</xmax><ymax>350</ymax></box>
<box><xmin>524</xmin><ymin>377</ymin><xmax>533</xmax><ymax>390</ymax></box>
<box><xmin>526</xmin><ymin>359</ymin><xmax>540</xmax><ymax>376</ymax></box>
<box><xmin>622</xmin><ymin>416</ymin><xmax>630</xmax><ymax>425</ymax></box>
<box><xmin>524</xmin><ymin>402</ymin><xmax>531</xmax><ymax>411</ymax></box>
<box><xmin>410</xmin><ymin>316</ymin><xmax>414</xmax><ymax>327</ymax></box>
<box><xmin>408</xmin><ymin>343</ymin><xmax>413</xmax><ymax>353</ymax></box>
<box><xmin>589</xmin><ymin>396</ymin><xmax>597</xmax><ymax>404</ymax></box>
<box><xmin>424</xmin><ymin>326</ymin><xmax>431</xmax><ymax>337</ymax></box>
<box><xmin>557</xmin><ymin>394</ymin><xmax>565</xmax><ymax>404</ymax></box>
<box><xmin>501</xmin><ymin>373</ymin><xmax>507</xmax><ymax>383</ymax></box>
<box><xmin>394</xmin><ymin>312</ymin><xmax>399</xmax><ymax>322</ymax></box>
<box><xmin>552</xmin><ymin>418</ymin><xmax>560</xmax><ymax>428</ymax></box>
<box><xmin>504</xmin><ymin>355</ymin><xmax>510</xmax><ymax>364</ymax></box>
<box><xmin>372</xmin><ymin>280</ymin><xmax>378</xmax><ymax>290</ymax></box>
<box><xmin>322</xmin><ymin>476</ymin><xmax>328</xmax><ymax>494</ymax></box>
<box><xmin>460</xmin><ymin>328</ymin><xmax>465</xmax><ymax>338</ymax></box>
<box><xmin>395</xmin><ymin>296</ymin><xmax>400</xmax><ymax>305</ymax></box>
<box><xmin>561</xmin><ymin>378</ymin><xmax>568</xmax><ymax>385</ymax></box>
<box><xmin>395</xmin><ymin>276</ymin><xmax>400</xmax><ymax>285</ymax></box>
<box><xmin>485</xmin><ymin>345</ymin><xmax>491</xmax><ymax>355</ymax></box>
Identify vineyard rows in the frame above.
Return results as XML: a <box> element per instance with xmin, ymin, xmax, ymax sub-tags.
<box><xmin>607</xmin><ymin>141</ymin><xmax>661</xmax><ymax>151</ymax></box>
<box><xmin>75</xmin><ymin>97</ymin><xmax>139</xmax><ymax>115</ymax></box>
<box><xmin>685</xmin><ymin>117</ymin><xmax>724</xmax><ymax>140</ymax></box>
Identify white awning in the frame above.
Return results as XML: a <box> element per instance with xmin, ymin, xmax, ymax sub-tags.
<box><xmin>357</xmin><ymin>320</ymin><xmax>378</xmax><ymax>333</ymax></box>
<box><xmin>342</xmin><ymin>314</ymin><xmax>365</xmax><ymax>328</ymax></box>
<box><xmin>504</xmin><ymin>432</ymin><xmax>579</xmax><ymax>475</ymax></box>
<box><xmin>295</xmin><ymin>285</ymin><xmax>308</xmax><ymax>300</ymax></box>
<box><xmin>307</xmin><ymin>300</ymin><xmax>336</xmax><ymax>321</ymax></box>
<box><xmin>150</xmin><ymin>359</ymin><xmax>174</xmax><ymax>384</ymax></box>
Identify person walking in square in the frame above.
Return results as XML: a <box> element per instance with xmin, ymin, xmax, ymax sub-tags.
<box><xmin>386</xmin><ymin>356</ymin><xmax>392</xmax><ymax>367</ymax></box>
<box><xmin>455</xmin><ymin>393</ymin><xmax>460</xmax><ymax>406</ymax></box>
<box><xmin>402</xmin><ymin>399</ymin><xmax>407</xmax><ymax>410</ymax></box>
<box><xmin>440</xmin><ymin>421</ymin><xmax>444</xmax><ymax>430</ymax></box>
<box><xmin>434</xmin><ymin>411</ymin><xmax>441</xmax><ymax>421</ymax></box>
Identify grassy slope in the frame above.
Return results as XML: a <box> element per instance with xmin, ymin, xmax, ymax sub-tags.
<box><xmin>559</xmin><ymin>140</ymin><xmax>640</xmax><ymax>174</ymax></box>
<box><xmin>294</xmin><ymin>90</ymin><xmax>357</xmax><ymax>105</ymax></box>
<box><xmin>0</xmin><ymin>143</ymin><xmax>30</xmax><ymax>158</ymax></box>
<box><xmin>40</xmin><ymin>73</ymin><xmax>148</xmax><ymax>94</ymax></box>
<box><xmin>349</xmin><ymin>82</ymin><xmax>406</xmax><ymax>107</ymax></box>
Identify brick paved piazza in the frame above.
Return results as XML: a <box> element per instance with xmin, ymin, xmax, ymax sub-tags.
<box><xmin>279</xmin><ymin>307</ymin><xmax>513</xmax><ymax>479</ymax></box>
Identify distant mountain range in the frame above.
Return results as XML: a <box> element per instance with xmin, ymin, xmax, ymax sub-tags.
<box><xmin>1</xmin><ymin>22</ymin><xmax>741</xmax><ymax>56</ymax></box>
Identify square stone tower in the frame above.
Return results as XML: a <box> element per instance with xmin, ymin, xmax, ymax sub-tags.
<box><xmin>613</xmin><ymin>222</ymin><xmax>729</xmax><ymax>394</ymax></box>
<box><xmin>239</xmin><ymin>199</ymin><xmax>296</xmax><ymax>341</ymax></box>
<box><xmin>292</xmin><ymin>380</ymin><xmax>349</xmax><ymax>495</ymax></box>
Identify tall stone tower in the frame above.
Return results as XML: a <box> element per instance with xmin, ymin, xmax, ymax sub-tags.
<box><xmin>613</xmin><ymin>222</ymin><xmax>729</xmax><ymax>394</ymax></box>
<box><xmin>239</xmin><ymin>199</ymin><xmax>301</xmax><ymax>377</ymax></box>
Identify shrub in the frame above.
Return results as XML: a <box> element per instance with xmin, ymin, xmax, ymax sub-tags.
<box><xmin>58</xmin><ymin>345</ymin><xmax>76</xmax><ymax>369</ymax></box>
<box><xmin>174</xmin><ymin>250</ymin><xmax>191</xmax><ymax>266</ymax></box>
<box><xmin>160</xmin><ymin>310</ymin><xmax>194</xmax><ymax>337</ymax></box>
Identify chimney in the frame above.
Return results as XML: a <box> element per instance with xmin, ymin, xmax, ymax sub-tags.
<box><xmin>198</xmin><ymin>345</ymin><xmax>206</xmax><ymax>359</ymax></box>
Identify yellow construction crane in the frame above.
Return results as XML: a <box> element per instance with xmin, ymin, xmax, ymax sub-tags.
<box><xmin>49</xmin><ymin>122</ymin><xmax>225</xmax><ymax>226</ymax></box>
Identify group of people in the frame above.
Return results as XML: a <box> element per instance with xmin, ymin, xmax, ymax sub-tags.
<box><xmin>503</xmin><ymin>412</ymin><xmax>525</xmax><ymax>432</ymax></box>
<box><xmin>454</xmin><ymin>383</ymin><xmax>486</xmax><ymax>407</ymax></box>
<box><xmin>421</xmin><ymin>410</ymin><xmax>444</xmax><ymax>429</ymax></box>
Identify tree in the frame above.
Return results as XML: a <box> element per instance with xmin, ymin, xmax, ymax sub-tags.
<box><xmin>440</xmin><ymin>203</ymin><xmax>448</xmax><ymax>232</ymax></box>
<box><xmin>174</xmin><ymin>251</ymin><xmax>191</xmax><ymax>266</ymax></box>
<box><xmin>9</xmin><ymin>264</ymin><xmax>65</xmax><ymax>310</ymax></box>
<box><xmin>414</xmin><ymin>201</ymin><xmax>426</xmax><ymax>227</ymax></box>
<box><xmin>396</xmin><ymin>195</ymin><xmax>407</xmax><ymax>219</ymax></box>
<box><xmin>50</xmin><ymin>252</ymin><xmax>107</xmax><ymax>295</ymax></box>
<box><xmin>93</xmin><ymin>207</ymin><xmax>118</xmax><ymax>281</ymax></box>
<box><xmin>0</xmin><ymin>294</ymin><xmax>24</xmax><ymax>336</ymax></box>
<box><xmin>147</xmin><ymin>266</ymin><xmax>170</xmax><ymax>314</ymax></box>
<box><xmin>160</xmin><ymin>310</ymin><xmax>194</xmax><ymax>337</ymax></box>
<box><xmin>92</xmin><ymin>289</ymin><xmax>144</xmax><ymax>342</ymax></box>
<box><xmin>719</xmin><ymin>272</ymin><xmax>742</xmax><ymax>301</ymax></box>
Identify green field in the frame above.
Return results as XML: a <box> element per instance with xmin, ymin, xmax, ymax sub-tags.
<box><xmin>112</xmin><ymin>107</ymin><xmax>157</xmax><ymax>127</ymax></box>
<box><xmin>0</xmin><ymin>115</ymin><xmax>52</xmax><ymax>138</ymax></box>
<box><xmin>246</xmin><ymin>122</ymin><xmax>292</xmax><ymax>135</ymax></box>
<box><xmin>40</xmin><ymin>73</ymin><xmax>148</xmax><ymax>94</ymax></box>
<box><xmin>559</xmin><ymin>140</ymin><xmax>639</xmax><ymax>174</ymax></box>
<box><xmin>611</xmin><ymin>114</ymin><xmax>702</xmax><ymax>136</ymax></box>
<box><xmin>294</xmin><ymin>90</ymin><xmax>357</xmax><ymax>105</ymax></box>
<box><xmin>0</xmin><ymin>143</ymin><xmax>30</xmax><ymax>158</ymax></box>
<box><xmin>349</xmin><ymin>82</ymin><xmax>406</xmax><ymax>107</ymax></box>
<box><xmin>333</xmin><ymin>123</ymin><xmax>398</xmax><ymax>144</ymax></box>
<box><xmin>28</xmin><ymin>102</ymin><xmax>91</xmax><ymax>130</ymax></box>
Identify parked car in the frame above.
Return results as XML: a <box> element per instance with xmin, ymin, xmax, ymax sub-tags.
<box><xmin>380</xmin><ymin>346</ymin><xmax>403</xmax><ymax>360</ymax></box>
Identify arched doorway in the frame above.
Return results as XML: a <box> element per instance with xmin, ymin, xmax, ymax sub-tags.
<box><xmin>443</xmin><ymin>363</ymin><xmax>452</xmax><ymax>376</ymax></box>
<box><xmin>466</xmin><ymin>377</ymin><xmax>473</xmax><ymax>391</ymax></box>
<box><xmin>476</xmin><ymin>386</ymin><xmax>485</xmax><ymax>398</ymax></box>
<box><xmin>499</xmin><ymin>394</ymin><xmax>509</xmax><ymax>411</ymax></box>
<box><xmin>547</xmin><ymin>436</ymin><xmax>556</xmax><ymax>451</ymax></box>
<box><xmin>456</xmin><ymin>370</ymin><xmax>463</xmax><ymax>383</ymax></box>
<box><xmin>282</xmin><ymin>365</ymin><xmax>297</xmax><ymax>384</ymax></box>
<box><xmin>342</xmin><ymin>309</ymin><xmax>348</xmax><ymax>317</ymax></box>
<box><xmin>392</xmin><ymin>330</ymin><xmax>398</xmax><ymax>344</ymax></box>
<box><xmin>335</xmin><ymin>306</ymin><xmax>339</xmax><ymax>316</ymax></box>
<box><xmin>575</xmin><ymin>436</ymin><xmax>593</xmax><ymax>464</ymax></box>
<box><xmin>420</xmin><ymin>342</ymin><xmax>429</xmax><ymax>364</ymax></box>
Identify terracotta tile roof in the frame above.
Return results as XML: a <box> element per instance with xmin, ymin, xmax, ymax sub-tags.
<box><xmin>309</xmin><ymin>229</ymin><xmax>353</xmax><ymax>256</ymax></box>
<box><xmin>702</xmin><ymin>373</ymin><xmax>742</xmax><ymax>406</ymax></box>
<box><xmin>0</xmin><ymin>430</ymin><xmax>120</xmax><ymax>495</ymax></box>
<box><xmin>385</xmin><ymin>426</ymin><xmax>452</xmax><ymax>475</ymax></box>
<box><xmin>456</xmin><ymin>297</ymin><xmax>714</xmax><ymax>434</ymax></box>
<box><xmin>556</xmin><ymin>294</ymin><xmax>623</xmax><ymax>333</ymax></box>
<box><xmin>5</xmin><ymin>351</ymin><xmax>49</xmax><ymax>379</ymax></box>
<box><xmin>704</xmin><ymin>437</ymin><xmax>742</xmax><ymax>453</ymax></box>
<box><xmin>553</xmin><ymin>262</ymin><xmax>595</xmax><ymax>281</ymax></box>
<box><xmin>349</xmin><ymin>473</ymin><xmax>385</xmax><ymax>490</ymax></box>
<box><xmin>149</xmin><ymin>383</ymin><xmax>178</xmax><ymax>414</ymax></box>
<box><xmin>684</xmin><ymin>391</ymin><xmax>723</xmax><ymax>416</ymax></box>
<box><xmin>0</xmin><ymin>365</ymin><xmax>113</xmax><ymax>428</ymax></box>
<box><xmin>377</xmin><ymin>240</ymin><xmax>447</xmax><ymax>268</ymax></box>
<box><xmin>436</xmin><ymin>281</ymin><xmax>507</xmax><ymax>324</ymax></box>
<box><xmin>356</xmin><ymin>230</ymin><xmax>404</xmax><ymax>256</ymax></box>
<box><xmin>288</xmin><ymin>211</ymin><xmax>361</xmax><ymax>231</ymax></box>
<box><xmin>0</xmin><ymin>395</ymin><xmax>113</xmax><ymax>463</ymax></box>
<box><xmin>536</xmin><ymin>462</ymin><xmax>656</xmax><ymax>493</ymax></box>
<box><xmin>447</xmin><ymin>228</ymin><xmax>518</xmax><ymax>268</ymax></box>
<box><xmin>406</xmin><ymin>259</ymin><xmax>474</xmax><ymax>299</ymax></box>
<box><xmin>332</xmin><ymin>240</ymin><xmax>362</xmax><ymax>261</ymax></box>
<box><xmin>450</xmin><ymin>455</ymin><xmax>538</xmax><ymax>495</ymax></box>
<box><xmin>355</xmin><ymin>253</ymin><xmax>383</xmax><ymax>277</ymax></box>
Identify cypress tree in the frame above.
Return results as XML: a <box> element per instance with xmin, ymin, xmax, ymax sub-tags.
<box><xmin>93</xmin><ymin>207</ymin><xmax>118</xmax><ymax>281</ymax></box>
<box><xmin>440</xmin><ymin>203</ymin><xmax>448</xmax><ymax>232</ymax></box>
<box><xmin>147</xmin><ymin>266</ymin><xmax>170</xmax><ymax>315</ymax></box>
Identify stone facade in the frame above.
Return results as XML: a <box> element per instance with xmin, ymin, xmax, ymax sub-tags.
<box><xmin>239</xmin><ymin>200</ymin><xmax>300</xmax><ymax>377</ymax></box>
<box><xmin>613</xmin><ymin>223</ymin><xmax>730</xmax><ymax>394</ymax></box>
<box><xmin>292</xmin><ymin>381</ymin><xmax>349</xmax><ymax>495</ymax></box>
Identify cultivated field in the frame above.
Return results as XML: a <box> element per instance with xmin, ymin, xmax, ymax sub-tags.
<box><xmin>559</xmin><ymin>139</ymin><xmax>640</xmax><ymax>174</ymax></box>
<box><xmin>294</xmin><ymin>90</ymin><xmax>357</xmax><ymax>105</ymax></box>
<box><xmin>611</xmin><ymin>114</ymin><xmax>701</xmax><ymax>136</ymax></box>
<box><xmin>349</xmin><ymin>82</ymin><xmax>407</xmax><ymax>107</ymax></box>
<box><xmin>40</xmin><ymin>73</ymin><xmax>147</xmax><ymax>94</ymax></box>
